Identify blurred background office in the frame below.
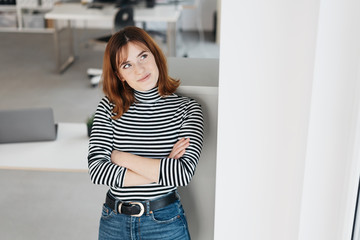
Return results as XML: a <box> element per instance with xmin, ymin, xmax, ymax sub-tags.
<box><xmin>0</xmin><ymin>0</ymin><xmax>220</xmax><ymax>122</ymax></box>
<box><xmin>0</xmin><ymin>0</ymin><xmax>220</xmax><ymax>239</ymax></box>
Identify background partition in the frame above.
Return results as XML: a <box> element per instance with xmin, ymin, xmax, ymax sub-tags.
<box><xmin>169</xmin><ymin>57</ymin><xmax>219</xmax><ymax>240</ymax></box>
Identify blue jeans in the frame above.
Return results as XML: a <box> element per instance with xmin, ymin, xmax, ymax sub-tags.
<box><xmin>98</xmin><ymin>199</ymin><xmax>191</xmax><ymax>240</ymax></box>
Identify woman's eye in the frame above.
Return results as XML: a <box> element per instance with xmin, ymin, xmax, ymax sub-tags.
<box><xmin>140</xmin><ymin>54</ymin><xmax>148</xmax><ymax>60</ymax></box>
<box><xmin>123</xmin><ymin>64</ymin><xmax>131</xmax><ymax>69</ymax></box>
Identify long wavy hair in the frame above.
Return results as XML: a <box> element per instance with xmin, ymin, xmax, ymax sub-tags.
<box><xmin>102</xmin><ymin>26</ymin><xmax>180</xmax><ymax>119</ymax></box>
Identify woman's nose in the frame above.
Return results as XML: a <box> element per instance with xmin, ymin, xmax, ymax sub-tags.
<box><xmin>134</xmin><ymin>63</ymin><xmax>145</xmax><ymax>75</ymax></box>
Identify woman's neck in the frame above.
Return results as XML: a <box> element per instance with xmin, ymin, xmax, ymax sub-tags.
<box><xmin>133</xmin><ymin>87</ymin><xmax>162</xmax><ymax>103</ymax></box>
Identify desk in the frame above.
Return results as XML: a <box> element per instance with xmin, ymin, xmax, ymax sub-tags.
<box><xmin>44</xmin><ymin>3</ymin><xmax>182</xmax><ymax>73</ymax></box>
<box><xmin>0</xmin><ymin>123</ymin><xmax>89</xmax><ymax>171</ymax></box>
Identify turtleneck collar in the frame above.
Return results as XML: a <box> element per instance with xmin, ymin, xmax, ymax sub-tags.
<box><xmin>134</xmin><ymin>87</ymin><xmax>162</xmax><ymax>103</ymax></box>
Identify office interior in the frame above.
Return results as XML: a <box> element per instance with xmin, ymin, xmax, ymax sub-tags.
<box><xmin>0</xmin><ymin>0</ymin><xmax>219</xmax><ymax>239</ymax></box>
<box><xmin>2</xmin><ymin>1</ymin><xmax>360</xmax><ymax>240</ymax></box>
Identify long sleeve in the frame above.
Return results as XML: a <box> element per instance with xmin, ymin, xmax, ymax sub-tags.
<box><xmin>87</xmin><ymin>97</ymin><xmax>127</xmax><ymax>188</ymax></box>
<box><xmin>158</xmin><ymin>99</ymin><xmax>204</xmax><ymax>186</ymax></box>
<box><xmin>88</xmin><ymin>88</ymin><xmax>205</xmax><ymax>201</ymax></box>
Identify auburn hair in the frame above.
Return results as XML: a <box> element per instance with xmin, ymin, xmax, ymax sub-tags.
<box><xmin>102</xmin><ymin>26</ymin><xmax>180</xmax><ymax>119</ymax></box>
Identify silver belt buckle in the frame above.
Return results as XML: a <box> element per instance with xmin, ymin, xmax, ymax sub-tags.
<box><xmin>118</xmin><ymin>202</ymin><xmax>145</xmax><ymax>217</ymax></box>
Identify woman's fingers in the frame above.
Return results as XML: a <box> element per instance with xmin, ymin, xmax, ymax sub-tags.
<box><xmin>173</xmin><ymin>137</ymin><xmax>188</xmax><ymax>148</ymax></box>
<box><xmin>174</xmin><ymin>149</ymin><xmax>186</xmax><ymax>159</ymax></box>
<box><xmin>169</xmin><ymin>138</ymin><xmax>190</xmax><ymax>159</ymax></box>
<box><xmin>172</xmin><ymin>142</ymin><xmax>189</xmax><ymax>156</ymax></box>
<box><xmin>173</xmin><ymin>138</ymin><xmax>190</xmax><ymax>152</ymax></box>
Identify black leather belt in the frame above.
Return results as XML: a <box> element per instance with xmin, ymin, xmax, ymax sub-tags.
<box><xmin>105</xmin><ymin>191</ymin><xmax>178</xmax><ymax>217</ymax></box>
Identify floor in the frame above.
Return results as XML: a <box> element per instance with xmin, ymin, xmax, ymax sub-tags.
<box><xmin>0</xmin><ymin>28</ymin><xmax>219</xmax><ymax>240</ymax></box>
<box><xmin>0</xmin><ymin>169</ymin><xmax>108</xmax><ymax>240</ymax></box>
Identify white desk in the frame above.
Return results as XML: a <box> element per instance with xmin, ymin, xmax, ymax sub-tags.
<box><xmin>0</xmin><ymin>123</ymin><xmax>89</xmax><ymax>171</ymax></box>
<box><xmin>45</xmin><ymin>3</ymin><xmax>182</xmax><ymax>73</ymax></box>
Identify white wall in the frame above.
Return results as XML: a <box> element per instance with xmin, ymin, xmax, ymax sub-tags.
<box><xmin>298</xmin><ymin>0</ymin><xmax>360</xmax><ymax>239</ymax></box>
<box><xmin>215</xmin><ymin>0</ymin><xmax>360</xmax><ymax>239</ymax></box>
<box><xmin>215</xmin><ymin>1</ymin><xmax>320</xmax><ymax>238</ymax></box>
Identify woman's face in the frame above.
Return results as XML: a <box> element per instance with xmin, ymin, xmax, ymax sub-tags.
<box><xmin>118</xmin><ymin>42</ymin><xmax>159</xmax><ymax>92</ymax></box>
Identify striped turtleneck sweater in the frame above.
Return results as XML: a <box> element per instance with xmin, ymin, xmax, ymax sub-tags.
<box><xmin>88</xmin><ymin>87</ymin><xmax>204</xmax><ymax>201</ymax></box>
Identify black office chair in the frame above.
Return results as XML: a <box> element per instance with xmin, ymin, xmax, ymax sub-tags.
<box><xmin>87</xmin><ymin>7</ymin><xmax>135</xmax><ymax>86</ymax></box>
<box><xmin>96</xmin><ymin>7</ymin><xmax>134</xmax><ymax>43</ymax></box>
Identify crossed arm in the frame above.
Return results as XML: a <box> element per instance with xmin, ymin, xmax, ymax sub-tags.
<box><xmin>111</xmin><ymin>138</ymin><xmax>190</xmax><ymax>187</ymax></box>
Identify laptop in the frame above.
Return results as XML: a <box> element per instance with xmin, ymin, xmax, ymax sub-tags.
<box><xmin>0</xmin><ymin>108</ymin><xmax>58</xmax><ymax>144</ymax></box>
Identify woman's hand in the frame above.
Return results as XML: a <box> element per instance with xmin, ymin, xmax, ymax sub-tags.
<box><xmin>111</xmin><ymin>150</ymin><xmax>124</xmax><ymax>166</ymax></box>
<box><xmin>168</xmin><ymin>138</ymin><xmax>190</xmax><ymax>159</ymax></box>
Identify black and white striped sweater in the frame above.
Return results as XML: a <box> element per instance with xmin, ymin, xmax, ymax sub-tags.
<box><xmin>88</xmin><ymin>87</ymin><xmax>204</xmax><ymax>201</ymax></box>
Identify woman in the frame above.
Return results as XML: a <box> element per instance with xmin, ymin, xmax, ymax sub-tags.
<box><xmin>88</xmin><ymin>26</ymin><xmax>204</xmax><ymax>240</ymax></box>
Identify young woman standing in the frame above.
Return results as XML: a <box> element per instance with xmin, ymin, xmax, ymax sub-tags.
<box><xmin>88</xmin><ymin>26</ymin><xmax>204</xmax><ymax>240</ymax></box>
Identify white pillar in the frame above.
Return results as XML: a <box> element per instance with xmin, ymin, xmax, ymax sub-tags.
<box><xmin>298</xmin><ymin>0</ymin><xmax>360</xmax><ymax>239</ymax></box>
<box><xmin>215</xmin><ymin>1</ymin><xmax>320</xmax><ymax>239</ymax></box>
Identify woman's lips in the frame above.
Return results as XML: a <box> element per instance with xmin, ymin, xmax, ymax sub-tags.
<box><xmin>138</xmin><ymin>73</ymin><xmax>150</xmax><ymax>82</ymax></box>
